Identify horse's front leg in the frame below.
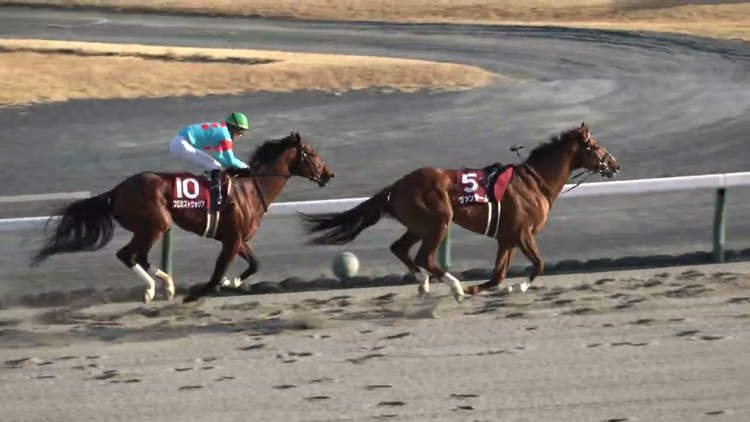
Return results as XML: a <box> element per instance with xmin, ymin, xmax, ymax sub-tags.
<box><xmin>184</xmin><ymin>238</ymin><xmax>242</xmax><ymax>302</ymax></box>
<box><xmin>465</xmin><ymin>241</ymin><xmax>515</xmax><ymax>296</ymax></box>
<box><xmin>514</xmin><ymin>229</ymin><xmax>544</xmax><ymax>292</ymax></box>
<box><xmin>217</xmin><ymin>242</ymin><xmax>260</xmax><ymax>288</ymax></box>
<box><xmin>237</xmin><ymin>243</ymin><xmax>260</xmax><ymax>280</ymax></box>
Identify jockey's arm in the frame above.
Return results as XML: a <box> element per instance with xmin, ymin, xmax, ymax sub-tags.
<box><xmin>220</xmin><ymin>147</ymin><xmax>249</xmax><ymax>169</ymax></box>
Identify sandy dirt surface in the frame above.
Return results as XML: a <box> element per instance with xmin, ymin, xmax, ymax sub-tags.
<box><xmin>3</xmin><ymin>0</ymin><xmax>750</xmax><ymax>41</ymax></box>
<box><xmin>0</xmin><ymin>39</ymin><xmax>496</xmax><ymax>105</ymax></box>
<box><xmin>1</xmin><ymin>262</ymin><xmax>750</xmax><ymax>421</ymax></box>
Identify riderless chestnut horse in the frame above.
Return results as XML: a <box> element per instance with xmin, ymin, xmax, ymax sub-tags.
<box><xmin>33</xmin><ymin>132</ymin><xmax>334</xmax><ymax>303</ymax></box>
<box><xmin>303</xmin><ymin>123</ymin><xmax>619</xmax><ymax>302</ymax></box>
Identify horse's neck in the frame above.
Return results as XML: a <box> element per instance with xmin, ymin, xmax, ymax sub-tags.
<box><xmin>251</xmin><ymin>161</ymin><xmax>291</xmax><ymax>204</ymax></box>
<box><xmin>525</xmin><ymin>143</ymin><xmax>575</xmax><ymax>201</ymax></box>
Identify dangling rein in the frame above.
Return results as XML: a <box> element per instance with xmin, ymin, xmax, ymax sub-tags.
<box><xmin>230</xmin><ymin>168</ymin><xmax>291</xmax><ymax>213</ymax></box>
<box><xmin>562</xmin><ymin>170</ymin><xmax>596</xmax><ymax>194</ymax></box>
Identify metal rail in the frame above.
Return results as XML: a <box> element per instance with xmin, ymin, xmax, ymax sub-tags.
<box><xmin>2</xmin><ymin>172</ymin><xmax>749</xmax><ymax>274</ymax></box>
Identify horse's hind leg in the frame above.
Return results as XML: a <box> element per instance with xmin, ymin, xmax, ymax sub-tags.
<box><xmin>390</xmin><ymin>231</ymin><xmax>429</xmax><ymax>296</ymax></box>
<box><xmin>397</xmin><ymin>189</ymin><xmax>464</xmax><ymax>302</ymax></box>
<box><xmin>413</xmin><ymin>228</ymin><xmax>464</xmax><ymax>303</ymax></box>
<box><xmin>135</xmin><ymin>248</ymin><xmax>174</xmax><ymax>301</ymax></box>
<box><xmin>117</xmin><ymin>228</ymin><xmax>165</xmax><ymax>304</ymax></box>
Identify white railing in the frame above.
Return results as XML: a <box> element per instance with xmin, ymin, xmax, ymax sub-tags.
<box><xmin>2</xmin><ymin>172</ymin><xmax>749</xmax><ymax>231</ymax></box>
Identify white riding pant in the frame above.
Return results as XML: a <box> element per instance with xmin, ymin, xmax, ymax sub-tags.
<box><xmin>169</xmin><ymin>136</ymin><xmax>222</xmax><ymax>171</ymax></box>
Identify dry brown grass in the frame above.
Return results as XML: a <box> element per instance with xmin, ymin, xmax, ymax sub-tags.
<box><xmin>3</xmin><ymin>0</ymin><xmax>749</xmax><ymax>40</ymax></box>
<box><xmin>2</xmin><ymin>1</ymin><xmax>746</xmax><ymax>105</ymax></box>
<box><xmin>0</xmin><ymin>39</ymin><xmax>498</xmax><ymax>106</ymax></box>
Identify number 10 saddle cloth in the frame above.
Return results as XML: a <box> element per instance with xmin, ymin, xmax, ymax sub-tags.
<box><xmin>456</xmin><ymin>163</ymin><xmax>514</xmax><ymax>238</ymax></box>
<box><xmin>169</xmin><ymin>173</ymin><xmax>233</xmax><ymax>238</ymax></box>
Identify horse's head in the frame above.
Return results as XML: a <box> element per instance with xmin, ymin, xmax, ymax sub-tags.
<box><xmin>289</xmin><ymin>132</ymin><xmax>335</xmax><ymax>187</ymax></box>
<box><xmin>571</xmin><ymin>123</ymin><xmax>620</xmax><ymax>178</ymax></box>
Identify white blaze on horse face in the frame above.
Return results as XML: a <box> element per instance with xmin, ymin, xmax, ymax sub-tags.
<box><xmin>441</xmin><ymin>272</ymin><xmax>465</xmax><ymax>303</ymax></box>
<box><xmin>132</xmin><ymin>264</ymin><xmax>156</xmax><ymax>304</ymax></box>
<box><xmin>415</xmin><ymin>272</ymin><xmax>429</xmax><ymax>297</ymax></box>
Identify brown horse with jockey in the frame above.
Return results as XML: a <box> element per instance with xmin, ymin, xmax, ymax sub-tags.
<box><xmin>33</xmin><ymin>132</ymin><xmax>334</xmax><ymax>303</ymax></box>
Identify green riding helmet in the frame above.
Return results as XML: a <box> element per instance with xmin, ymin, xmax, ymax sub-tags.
<box><xmin>225</xmin><ymin>112</ymin><xmax>249</xmax><ymax>130</ymax></box>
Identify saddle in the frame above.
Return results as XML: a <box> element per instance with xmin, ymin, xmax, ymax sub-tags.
<box><xmin>456</xmin><ymin>163</ymin><xmax>514</xmax><ymax>238</ymax></box>
<box><xmin>457</xmin><ymin>162</ymin><xmax>513</xmax><ymax>204</ymax></box>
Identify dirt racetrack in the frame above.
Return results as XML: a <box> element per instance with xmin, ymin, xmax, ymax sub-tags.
<box><xmin>1</xmin><ymin>262</ymin><xmax>749</xmax><ymax>421</ymax></box>
<box><xmin>1</xmin><ymin>5</ymin><xmax>749</xmax><ymax>421</ymax></box>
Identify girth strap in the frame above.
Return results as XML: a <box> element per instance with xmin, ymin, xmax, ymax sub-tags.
<box><xmin>203</xmin><ymin>210</ymin><xmax>221</xmax><ymax>238</ymax></box>
<box><xmin>483</xmin><ymin>202</ymin><xmax>501</xmax><ymax>238</ymax></box>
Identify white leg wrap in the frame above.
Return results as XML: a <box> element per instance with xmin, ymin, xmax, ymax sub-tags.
<box><xmin>220</xmin><ymin>276</ymin><xmax>243</xmax><ymax>288</ymax></box>
<box><xmin>132</xmin><ymin>264</ymin><xmax>156</xmax><ymax>303</ymax></box>
<box><xmin>441</xmin><ymin>272</ymin><xmax>465</xmax><ymax>303</ymax></box>
<box><xmin>508</xmin><ymin>280</ymin><xmax>532</xmax><ymax>294</ymax></box>
<box><xmin>415</xmin><ymin>272</ymin><xmax>429</xmax><ymax>297</ymax></box>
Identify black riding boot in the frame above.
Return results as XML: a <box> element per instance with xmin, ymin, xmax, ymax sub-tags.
<box><xmin>209</xmin><ymin>169</ymin><xmax>222</xmax><ymax>211</ymax></box>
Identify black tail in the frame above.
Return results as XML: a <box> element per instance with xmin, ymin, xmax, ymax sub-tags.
<box><xmin>32</xmin><ymin>191</ymin><xmax>115</xmax><ymax>266</ymax></box>
<box><xmin>301</xmin><ymin>187</ymin><xmax>391</xmax><ymax>245</ymax></box>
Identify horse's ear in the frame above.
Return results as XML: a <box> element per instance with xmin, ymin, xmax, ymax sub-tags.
<box><xmin>580</xmin><ymin>122</ymin><xmax>586</xmax><ymax>129</ymax></box>
<box><xmin>294</xmin><ymin>131</ymin><xmax>301</xmax><ymax>143</ymax></box>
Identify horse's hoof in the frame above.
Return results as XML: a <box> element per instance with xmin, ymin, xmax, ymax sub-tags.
<box><xmin>520</xmin><ymin>281</ymin><xmax>531</xmax><ymax>293</ymax></box>
<box><xmin>418</xmin><ymin>284</ymin><xmax>429</xmax><ymax>297</ymax></box>
<box><xmin>154</xmin><ymin>270</ymin><xmax>175</xmax><ymax>301</ymax></box>
<box><xmin>183</xmin><ymin>285</ymin><xmax>205</xmax><ymax>303</ymax></box>
<box><xmin>449</xmin><ymin>286</ymin><xmax>465</xmax><ymax>303</ymax></box>
<box><xmin>144</xmin><ymin>289</ymin><xmax>155</xmax><ymax>304</ymax></box>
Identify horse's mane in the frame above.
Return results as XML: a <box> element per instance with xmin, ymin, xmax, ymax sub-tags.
<box><xmin>248</xmin><ymin>134</ymin><xmax>298</xmax><ymax>169</ymax></box>
<box><xmin>525</xmin><ymin>126</ymin><xmax>582</xmax><ymax>163</ymax></box>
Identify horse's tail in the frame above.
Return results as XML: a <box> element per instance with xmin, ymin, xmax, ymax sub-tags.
<box><xmin>301</xmin><ymin>186</ymin><xmax>392</xmax><ymax>245</ymax></box>
<box><xmin>32</xmin><ymin>191</ymin><xmax>115</xmax><ymax>266</ymax></box>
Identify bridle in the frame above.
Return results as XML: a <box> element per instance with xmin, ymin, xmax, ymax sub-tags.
<box><xmin>582</xmin><ymin>132</ymin><xmax>616</xmax><ymax>177</ymax></box>
<box><xmin>295</xmin><ymin>142</ymin><xmax>327</xmax><ymax>187</ymax></box>
<box><xmin>241</xmin><ymin>141</ymin><xmax>327</xmax><ymax>213</ymax></box>
<box><xmin>563</xmin><ymin>131</ymin><xmax>616</xmax><ymax>194</ymax></box>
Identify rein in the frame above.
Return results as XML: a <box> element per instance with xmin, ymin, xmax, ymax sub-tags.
<box><xmin>249</xmin><ymin>172</ymin><xmax>269</xmax><ymax>213</ymax></box>
<box><xmin>231</xmin><ymin>142</ymin><xmax>323</xmax><ymax>213</ymax></box>
<box><xmin>229</xmin><ymin>169</ymin><xmax>290</xmax><ymax>214</ymax></box>
<box><xmin>561</xmin><ymin>170</ymin><xmax>596</xmax><ymax>194</ymax></box>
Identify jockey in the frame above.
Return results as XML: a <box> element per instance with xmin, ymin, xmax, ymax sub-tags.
<box><xmin>169</xmin><ymin>112</ymin><xmax>250</xmax><ymax>210</ymax></box>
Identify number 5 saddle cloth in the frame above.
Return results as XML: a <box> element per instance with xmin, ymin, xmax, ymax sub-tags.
<box><xmin>456</xmin><ymin>163</ymin><xmax>514</xmax><ymax>238</ymax></box>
